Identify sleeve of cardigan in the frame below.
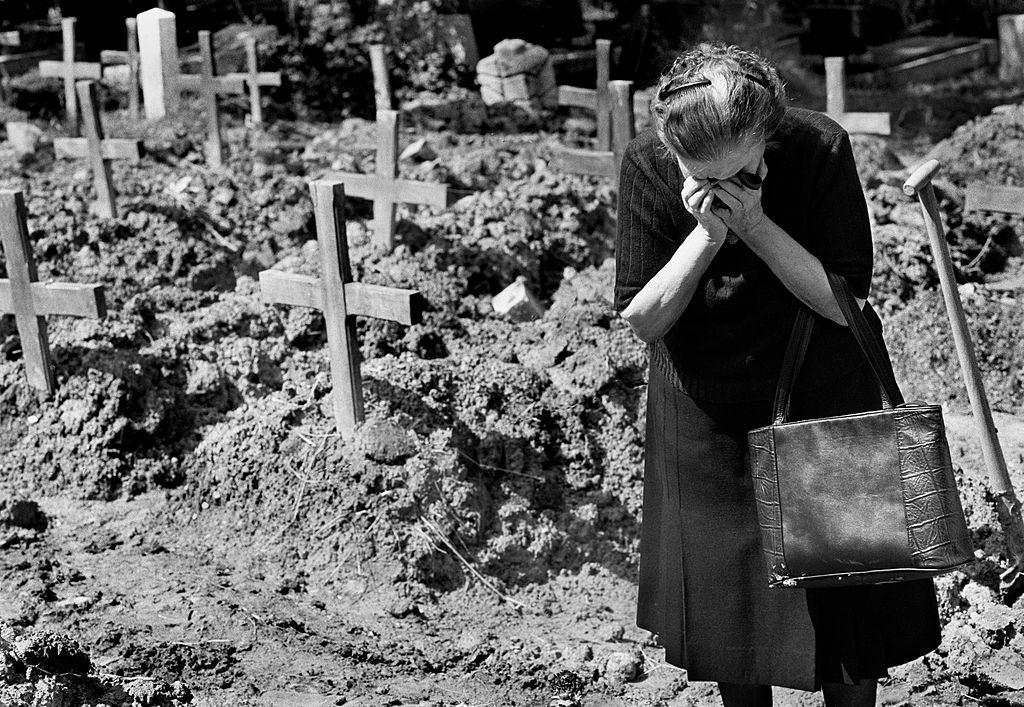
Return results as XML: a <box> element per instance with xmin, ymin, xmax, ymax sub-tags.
<box><xmin>613</xmin><ymin>140</ymin><xmax>679</xmax><ymax>313</ymax></box>
<box><xmin>805</xmin><ymin>130</ymin><xmax>875</xmax><ymax>300</ymax></box>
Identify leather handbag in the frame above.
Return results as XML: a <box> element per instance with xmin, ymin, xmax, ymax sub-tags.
<box><xmin>748</xmin><ymin>271</ymin><xmax>974</xmax><ymax>588</ymax></box>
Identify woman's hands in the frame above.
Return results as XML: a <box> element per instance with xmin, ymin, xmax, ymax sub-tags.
<box><xmin>708</xmin><ymin>166</ymin><xmax>768</xmax><ymax>240</ymax></box>
<box><xmin>681</xmin><ymin>176</ymin><xmax>729</xmax><ymax>244</ymax></box>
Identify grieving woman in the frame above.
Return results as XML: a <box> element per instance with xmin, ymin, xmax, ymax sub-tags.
<box><xmin>614</xmin><ymin>43</ymin><xmax>942</xmax><ymax>706</ymax></box>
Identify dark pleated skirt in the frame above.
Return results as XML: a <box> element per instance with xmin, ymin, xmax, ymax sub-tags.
<box><xmin>637</xmin><ymin>345</ymin><xmax>942</xmax><ymax>690</ymax></box>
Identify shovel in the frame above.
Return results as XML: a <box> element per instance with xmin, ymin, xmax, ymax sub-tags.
<box><xmin>903</xmin><ymin>159</ymin><xmax>1024</xmax><ymax>603</ymax></box>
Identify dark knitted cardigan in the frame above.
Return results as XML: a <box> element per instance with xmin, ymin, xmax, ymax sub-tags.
<box><xmin>614</xmin><ymin>107</ymin><xmax>882</xmax><ymax>403</ymax></box>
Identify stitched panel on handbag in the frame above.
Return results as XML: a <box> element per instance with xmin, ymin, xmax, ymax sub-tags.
<box><xmin>774</xmin><ymin>411</ymin><xmax>913</xmax><ymax>576</ymax></box>
<box><xmin>748</xmin><ymin>426</ymin><xmax>788</xmax><ymax>581</ymax></box>
<box><xmin>894</xmin><ymin>407</ymin><xmax>974</xmax><ymax>569</ymax></box>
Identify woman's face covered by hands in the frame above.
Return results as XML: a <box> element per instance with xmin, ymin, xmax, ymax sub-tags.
<box><xmin>676</xmin><ymin>139</ymin><xmax>768</xmax><ymax>244</ymax></box>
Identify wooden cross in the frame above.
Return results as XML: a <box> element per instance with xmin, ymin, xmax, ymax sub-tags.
<box><xmin>99</xmin><ymin>18</ymin><xmax>141</xmax><ymax>122</ymax></box>
<box><xmin>53</xmin><ymin>81</ymin><xmax>143</xmax><ymax>218</ymax></box>
<box><xmin>324</xmin><ymin>109</ymin><xmax>453</xmax><ymax>251</ymax></box>
<box><xmin>557</xmin><ymin>38</ymin><xmax>612</xmax><ymax>151</ymax></box>
<box><xmin>258</xmin><ymin>181</ymin><xmax>425</xmax><ymax>436</ymax></box>
<box><xmin>0</xmin><ymin>190</ymin><xmax>107</xmax><ymax>396</ymax></box>
<box><xmin>825</xmin><ymin>57</ymin><xmax>891</xmax><ymax>135</ymax></box>
<box><xmin>197</xmin><ymin>30</ymin><xmax>225</xmax><ymax>168</ymax></box>
<box><xmin>554</xmin><ymin>80</ymin><xmax>635</xmax><ymax>182</ymax></box>
<box><xmin>368</xmin><ymin>44</ymin><xmax>393</xmax><ymax>111</ymax></box>
<box><xmin>38</xmin><ymin>18</ymin><xmax>102</xmax><ymax>135</ymax></box>
<box><xmin>234</xmin><ymin>33</ymin><xmax>281</xmax><ymax>127</ymax></box>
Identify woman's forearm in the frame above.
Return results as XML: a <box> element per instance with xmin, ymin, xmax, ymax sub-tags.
<box><xmin>741</xmin><ymin>216</ymin><xmax>864</xmax><ymax>325</ymax></box>
<box><xmin>620</xmin><ymin>226</ymin><xmax>725</xmax><ymax>343</ymax></box>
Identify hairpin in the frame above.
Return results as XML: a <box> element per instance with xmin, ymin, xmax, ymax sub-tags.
<box><xmin>657</xmin><ymin>70</ymin><xmax>770</xmax><ymax>103</ymax></box>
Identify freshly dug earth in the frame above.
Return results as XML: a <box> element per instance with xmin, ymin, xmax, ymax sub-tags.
<box><xmin>0</xmin><ymin>89</ymin><xmax>1023</xmax><ymax>706</ymax></box>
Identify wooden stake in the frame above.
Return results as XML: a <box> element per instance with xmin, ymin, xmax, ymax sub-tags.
<box><xmin>369</xmin><ymin>44</ymin><xmax>392</xmax><ymax>111</ymax></box>
<box><xmin>38</xmin><ymin>18</ymin><xmax>102</xmax><ymax>135</ymax></box>
<box><xmin>258</xmin><ymin>181</ymin><xmax>424</xmax><ymax>435</ymax></box>
<box><xmin>53</xmin><ymin>81</ymin><xmax>142</xmax><ymax>218</ymax></box>
<box><xmin>824</xmin><ymin>56</ymin><xmax>891</xmax><ymax>136</ymax></box>
<box><xmin>556</xmin><ymin>38</ymin><xmax>612</xmax><ymax>151</ymax></box>
<box><xmin>903</xmin><ymin>160</ymin><xmax>1024</xmax><ymax>599</ymax></box>
<box><xmin>126</xmin><ymin>18</ymin><xmax>140</xmax><ymax>122</ymax></box>
<box><xmin>0</xmin><ymin>190</ymin><xmax>106</xmax><ymax>396</ymax></box>
<box><xmin>244</xmin><ymin>34</ymin><xmax>263</xmax><ymax>126</ymax></box>
<box><xmin>323</xmin><ymin>109</ymin><xmax>452</xmax><ymax>251</ymax></box>
<box><xmin>198</xmin><ymin>30</ymin><xmax>223</xmax><ymax>169</ymax></box>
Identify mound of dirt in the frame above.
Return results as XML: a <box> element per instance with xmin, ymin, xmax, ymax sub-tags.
<box><xmin>0</xmin><ymin>622</ymin><xmax>192</xmax><ymax>706</ymax></box>
<box><xmin>884</xmin><ymin>287</ymin><xmax>1024</xmax><ymax>415</ymax></box>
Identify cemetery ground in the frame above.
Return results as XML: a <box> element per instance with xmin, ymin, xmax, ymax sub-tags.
<box><xmin>2</xmin><ymin>69</ymin><xmax>1024</xmax><ymax>706</ymax></box>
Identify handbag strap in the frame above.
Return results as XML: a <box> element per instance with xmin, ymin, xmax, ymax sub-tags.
<box><xmin>772</xmin><ymin>272</ymin><xmax>905</xmax><ymax>424</ymax></box>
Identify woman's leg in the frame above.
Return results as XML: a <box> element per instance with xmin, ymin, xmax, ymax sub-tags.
<box><xmin>821</xmin><ymin>679</ymin><xmax>877</xmax><ymax>707</ymax></box>
<box><xmin>717</xmin><ymin>682</ymin><xmax>772</xmax><ymax>707</ymax></box>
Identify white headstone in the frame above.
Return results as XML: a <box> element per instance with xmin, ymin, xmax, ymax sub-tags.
<box><xmin>137</xmin><ymin>8</ymin><xmax>180</xmax><ymax>119</ymax></box>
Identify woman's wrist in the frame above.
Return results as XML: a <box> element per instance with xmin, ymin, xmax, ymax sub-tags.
<box><xmin>691</xmin><ymin>222</ymin><xmax>729</xmax><ymax>248</ymax></box>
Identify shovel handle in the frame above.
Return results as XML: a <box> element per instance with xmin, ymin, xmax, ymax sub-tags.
<box><xmin>903</xmin><ymin>161</ymin><xmax>1013</xmax><ymax>496</ymax></box>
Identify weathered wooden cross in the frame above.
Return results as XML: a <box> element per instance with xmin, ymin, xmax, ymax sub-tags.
<box><xmin>0</xmin><ymin>190</ymin><xmax>107</xmax><ymax>396</ymax></box>
<box><xmin>237</xmin><ymin>33</ymin><xmax>282</xmax><ymax>127</ymax></box>
<box><xmin>38</xmin><ymin>18</ymin><xmax>102</xmax><ymax>135</ymax></box>
<box><xmin>259</xmin><ymin>181</ymin><xmax>425</xmax><ymax>436</ymax></box>
<box><xmin>53</xmin><ymin>81</ymin><xmax>143</xmax><ymax>219</ymax></box>
<box><xmin>554</xmin><ymin>79</ymin><xmax>635</xmax><ymax>182</ymax></box>
<box><xmin>99</xmin><ymin>18</ymin><xmax>141</xmax><ymax>122</ymax></box>
<box><xmin>368</xmin><ymin>44</ymin><xmax>393</xmax><ymax>112</ymax></box>
<box><xmin>325</xmin><ymin>109</ymin><xmax>453</xmax><ymax>251</ymax></box>
<box><xmin>556</xmin><ymin>38</ymin><xmax>612</xmax><ymax>151</ymax></box>
<box><xmin>52</xmin><ymin>81</ymin><xmax>142</xmax><ymax>217</ymax></box>
<box><xmin>824</xmin><ymin>56</ymin><xmax>891</xmax><ymax>135</ymax></box>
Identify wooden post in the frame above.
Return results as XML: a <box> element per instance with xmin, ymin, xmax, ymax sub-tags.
<box><xmin>903</xmin><ymin>160</ymin><xmax>1024</xmax><ymax>600</ymax></box>
<box><xmin>38</xmin><ymin>18</ymin><xmax>102</xmax><ymax>135</ymax></box>
<box><xmin>323</xmin><ymin>109</ymin><xmax>452</xmax><ymax>252</ymax></box>
<box><xmin>999</xmin><ymin>14</ymin><xmax>1024</xmax><ymax>82</ymax></box>
<box><xmin>53</xmin><ymin>81</ymin><xmax>143</xmax><ymax>218</ymax></box>
<box><xmin>198</xmin><ymin>30</ymin><xmax>224</xmax><ymax>169</ymax></box>
<box><xmin>555</xmin><ymin>80</ymin><xmax>635</xmax><ymax>182</ymax></box>
<box><xmin>369</xmin><ymin>44</ymin><xmax>392</xmax><ymax>111</ymax></box>
<box><xmin>0</xmin><ymin>190</ymin><xmax>107</xmax><ymax>396</ymax></box>
<box><xmin>126</xmin><ymin>18</ymin><xmax>140</xmax><ymax>122</ymax></box>
<box><xmin>824</xmin><ymin>56</ymin><xmax>891</xmax><ymax>135</ymax></box>
<box><xmin>556</xmin><ymin>39</ymin><xmax>612</xmax><ymax>151</ymax></box>
<box><xmin>244</xmin><ymin>34</ymin><xmax>263</xmax><ymax>126</ymax></box>
<box><xmin>258</xmin><ymin>181</ymin><xmax>425</xmax><ymax>436</ymax></box>
<box><xmin>136</xmin><ymin>7</ymin><xmax>180</xmax><ymax>119</ymax></box>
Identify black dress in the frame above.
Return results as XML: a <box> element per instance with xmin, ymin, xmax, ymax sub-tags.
<box><xmin>614</xmin><ymin>108</ymin><xmax>942</xmax><ymax>690</ymax></box>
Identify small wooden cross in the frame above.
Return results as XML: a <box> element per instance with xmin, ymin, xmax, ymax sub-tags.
<box><xmin>38</xmin><ymin>18</ymin><xmax>102</xmax><ymax>135</ymax></box>
<box><xmin>0</xmin><ymin>190</ymin><xmax>107</xmax><ymax>396</ymax></box>
<box><xmin>825</xmin><ymin>57</ymin><xmax>891</xmax><ymax>136</ymax></box>
<box><xmin>557</xmin><ymin>38</ymin><xmax>612</xmax><ymax>151</ymax></box>
<box><xmin>324</xmin><ymin>109</ymin><xmax>453</xmax><ymax>251</ymax></box>
<box><xmin>99</xmin><ymin>18</ymin><xmax>141</xmax><ymax>122</ymax></box>
<box><xmin>554</xmin><ymin>80</ymin><xmax>635</xmax><ymax>182</ymax></box>
<box><xmin>259</xmin><ymin>181</ymin><xmax>425</xmax><ymax>436</ymax></box>
<box><xmin>234</xmin><ymin>33</ymin><xmax>281</xmax><ymax>127</ymax></box>
<box><xmin>53</xmin><ymin>81</ymin><xmax>144</xmax><ymax>218</ymax></box>
<box><xmin>198</xmin><ymin>30</ymin><xmax>225</xmax><ymax>168</ymax></box>
<box><xmin>368</xmin><ymin>44</ymin><xmax>393</xmax><ymax>111</ymax></box>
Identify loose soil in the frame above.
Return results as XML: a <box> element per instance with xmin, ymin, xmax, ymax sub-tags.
<box><xmin>0</xmin><ymin>69</ymin><xmax>1023</xmax><ymax>706</ymax></box>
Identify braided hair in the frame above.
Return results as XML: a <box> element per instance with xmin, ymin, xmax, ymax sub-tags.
<box><xmin>650</xmin><ymin>42</ymin><xmax>787</xmax><ymax>162</ymax></box>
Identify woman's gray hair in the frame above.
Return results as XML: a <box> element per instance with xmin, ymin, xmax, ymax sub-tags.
<box><xmin>650</xmin><ymin>42</ymin><xmax>787</xmax><ymax>162</ymax></box>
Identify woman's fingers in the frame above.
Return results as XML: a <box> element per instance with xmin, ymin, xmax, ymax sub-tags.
<box><xmin>699</xmin><ymin>191</ymin><xmax>716</xmax><ymax>214</ymax></box>
<box><xmin>711</xmin><ymin>185</ymin><xmax>742</xmax><ymax>210</ymax></box>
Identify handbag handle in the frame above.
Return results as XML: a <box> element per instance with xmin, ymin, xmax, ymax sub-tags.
<box><xmin>772</xmin><ymin>272</ymin><xmax>905</xmax><ymax>424</ymax></box>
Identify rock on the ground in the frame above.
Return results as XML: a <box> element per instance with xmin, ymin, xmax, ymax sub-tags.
<box><xmin>603</xmin><ymin>647</ymin><xmax>644</xmax><ymax>684</ymax></box>
<box><xmin>4</xmin><ymin>121</ymin><xmax>43</xmax><ymax>158</ymax></box>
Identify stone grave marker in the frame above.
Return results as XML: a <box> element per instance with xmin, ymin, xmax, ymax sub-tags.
<box><xmin>53</xmin><ymin>81</ymin><xmax>143</xmax><ymax>218</ymax></box>
<box><xmin>824</xmin><ymin>57</ymin><xmax>891</xmax><ymax>135</ymax></box>
<box><xmin>554</xmin><ymin>80</ymin><xmax>634</xmax><ymax>182</ymax></box>
<box><xmin>137</xmin><ymin>7</ymin><xmax>180</xmax><ymax>119</ymax></box>
<box><xmin>325</xmin><ymin>109</ymin><xmax>453</xmax><ymax>251</ymax></box>
<box><xmin>259</xmin><ymin>181</ymin><xmax>425</xmax><ymax>436</ymax></box>
<box><xmin>477</xmin><ymin>38</ymin><xmax>557</xmax><ymax>110</ymax></box>
<box><xmin>38</xmin><ymin>18</ymin><xmax>102</xmax><ymax>135</ymax></box>
<box><xmin>557</xmin><ymin>38</ymin><xmax>612</xmax><ymax>151</ymax></box>
<box><xmin>999</xmin><ymin>14</ymin><xmax>1024</xmax><ymax>82</ymax></box>
<box><xmin>0</xmin><ymin>190</ymin><xmax>107</xmax><ymax>396</ymax></box>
